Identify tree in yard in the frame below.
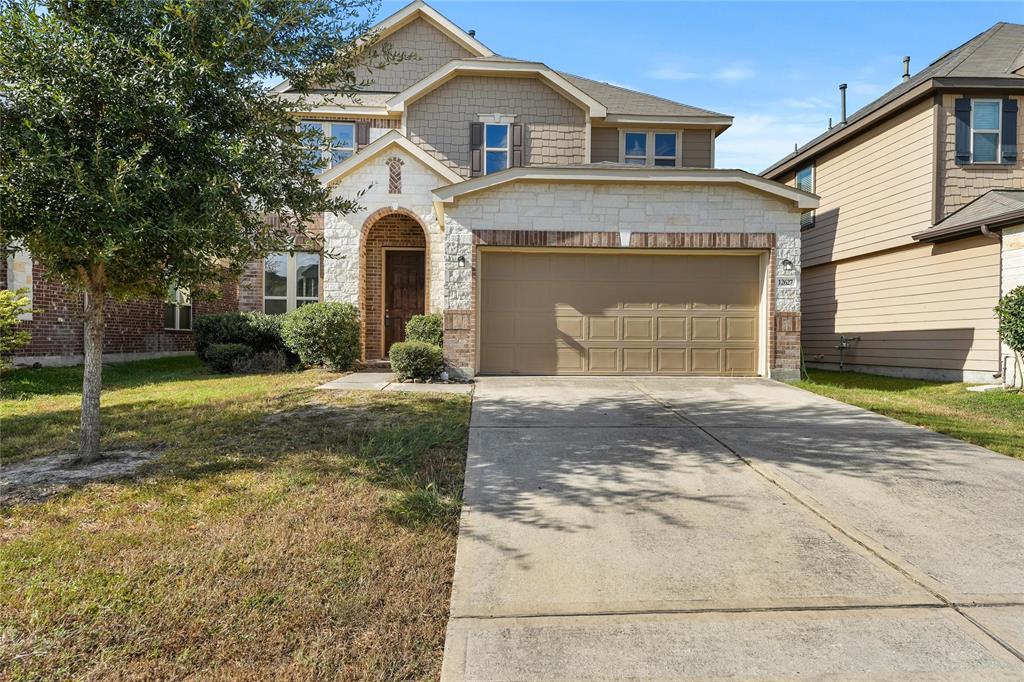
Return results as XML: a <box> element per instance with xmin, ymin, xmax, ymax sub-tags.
<box><xmin>995</xmin><ymin>285</ymin><xmax>1024</xmax><ymax>390</ymax></box>
<box><xmin>0</xmin><ymin>0</ymin><xmax>401</xmax><ymax>461</ymax></box>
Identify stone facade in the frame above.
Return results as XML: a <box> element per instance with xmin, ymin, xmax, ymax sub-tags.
<box><xmin>406</xmin><ymin>76</ymin><xmax>587</xmax><ymax>177</ymax></box>
<box><xmin>322</xmin><ymin>146</ymin><xmax>448</xmax><ymax>317</ymax></box>
<box><xmin>441</xmin><ymin>181</ymin><xmax>804</xmax><ymax>378</ymax></box>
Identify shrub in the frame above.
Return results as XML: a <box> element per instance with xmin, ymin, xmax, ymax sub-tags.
<box><xmin>205</xmin><ymin>343</ymin><xmax>253</xmax><ymax>373</ymax></box>
<box><xmin>281</xmin><ymin>302</ymin><xmax>360</xmax><ymax>370</ymax></box>
<box><xmin>192</xmin><ymin>312</ymin><xmax>296</xmax><ymax>367</ymax></box>
<box><xmin>405</xmin><ymin>313</ymin><xmax>443</xmax><ymax>347</ymax></box>
<box><xmin>230</xmin><ymin>350</ymin><xmax>292</xmax><ymax>374</ymax></box>
<box><xmin>996</xmin><ymin>286</ymin><xmax>1024</xmax><ymax>356</ymax></box>
<box><xmin>0</xmin><ymin>289</ymin><xmax>35</xmax><ymax>363</ymax></box>
<box><xmin>389</xmin><ymin>340</ymin><xmax>443</xmax><ymax>380</ymax></box>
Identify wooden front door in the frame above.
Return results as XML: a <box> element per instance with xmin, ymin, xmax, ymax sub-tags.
<box><xmin>384</xmin><ymin>250</ymin><xmax>426</xmax><ymax>354</ymax></box>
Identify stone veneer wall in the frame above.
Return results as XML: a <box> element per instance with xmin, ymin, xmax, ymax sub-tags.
<box><xmin>1003</xmin><ymin>224</ymin><xmax>1024</xmax><ymax>388</ymax></box>
<box><xmin>441</xmin><ymin>182</ymin><xmax>803</xmax><ymax>379</ymax></box>
<box><xmin>405</xmin><ymin>76</ymin><xmax>587</xmax><ymax>178</ymax></box>
<box><xmin>322</xmin><ymin>147</ymin><xmax>447</xmax><ymax>318</ymax></box>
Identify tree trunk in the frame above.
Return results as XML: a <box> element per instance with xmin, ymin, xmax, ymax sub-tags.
<box><xmin>78</xmin><ymin>282</ymin><xmax>106</xmax><ymax>463</ymax></box>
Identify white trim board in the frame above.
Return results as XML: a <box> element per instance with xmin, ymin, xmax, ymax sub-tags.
<box><xmin>320</xmin><ymin>129</ymin><xmax>463</xmax><ymax>187</ymax></box>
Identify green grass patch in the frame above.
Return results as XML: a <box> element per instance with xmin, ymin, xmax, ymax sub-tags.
<box><xmin>793</xmin><ymin>369</ymin><xmax>1024</xmax><ymax>459</ymax></box>
<box><xmin>0</xmin><ymin>356</ymin><xmax>471</xmax><ymax>680</ymax></box>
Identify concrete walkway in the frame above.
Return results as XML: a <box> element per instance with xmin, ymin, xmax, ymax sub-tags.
<box><xmin>316</xmin><ymin>371</ymin><xmax>473</xmax><ymax>394</ymax></box>
<box><xmin>441</xmin><ymin>376</ymin><xmax>1024</xmax><ymax>680</ymax></box>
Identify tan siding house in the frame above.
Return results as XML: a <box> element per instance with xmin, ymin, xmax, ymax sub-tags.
<box><xmin>765</xmin><ymin>22</ymin><xmax>1024</xmax><ymax>385</ymax></box>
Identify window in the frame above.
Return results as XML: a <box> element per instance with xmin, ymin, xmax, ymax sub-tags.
<box><xmin>623</xmin><ymin>131</ymin><xmax>679</xmax><ymax>166</ymax></box>
<box><xmin>796</xmin><ymin>165</ymin><xmax>815</xmax><ymax>229</ymax></box>
<box><xmin>484</xmin><ymin>123</ymin><xmax>509</xmax><ymax>174</ymax></box>
<box><xmin>164</xmin><ymin>287</ymin><xmax>191</xmax><ymax>330</ymax></box>
<box><xmin>300</xmin><ymin>121</ymin><xmax>356</xmax><ymax>169</ymax></box>
<box><xmin>970</xmin><ymin>100</ymin><xmax>1001</xmax><ymax>163</ymax></box>
<box><xmin>264</xmin><ymin>252</ymin><xmax>320</xmax><ymax>314</ymax></box>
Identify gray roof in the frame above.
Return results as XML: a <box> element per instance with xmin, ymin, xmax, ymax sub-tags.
<box><xmin>914</xmin><ymin>189</ymin><xmax>1024</xmax><ymax>241</ymax></box>
<box><xmin>764</xmin><ymin>22</ymin><xmax>1024</xmax><ymax>176</ymax></box>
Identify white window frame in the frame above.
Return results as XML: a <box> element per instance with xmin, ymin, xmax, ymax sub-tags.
<box><xmin>264</xmin><ymin>251</ymin><xmax>320</xmax><ymax>314</ymax></box>
<box><xmin>300</xmin><ymin>121</ymin><xmax>356</xmax><ymax>169</ymax></box>
<box><xmin>620</xmin><ymin>130</ymin><xmax>680</xmax><ymax>167</ymax></box>
<box><xmin>969</xmin><ymin>99</ymin><xmax>1001</xmax><ymax>164</ymax></box>
<box><xmin>483</xmin><ymin>122</ymin><xmax>510</xmax><ymax>175</ymax></box>
<box><xmin>796</xmin><ymin>165</ymin><xmax>815</xmax><ymax>230</ymax></box>
<box><xmin>164</xmin><ymin>287</ymin><xmax>191</xmax><ymax>330</ymax></box>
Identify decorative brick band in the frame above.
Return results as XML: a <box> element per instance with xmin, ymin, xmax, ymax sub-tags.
<box><xmin>474</xmin><ymin>230</ymin><xmax>775</xmax><ymax>250</ymax></box>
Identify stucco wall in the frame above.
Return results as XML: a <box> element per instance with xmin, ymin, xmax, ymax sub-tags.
<box><xmin>323</xmin><ymin>147</ymin><xmax>447</xmax><ymax>315</ymax></box>
<box><xmin>405</xmin><ymin>75</ymin><xmax>587</xmax><ymax>177</ymax></box>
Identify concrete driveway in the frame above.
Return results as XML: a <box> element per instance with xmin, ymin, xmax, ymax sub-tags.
<box><xmin>441</xmin><ymin>377</ymin><xmax>1024</xmax><ymax>681</ymax></box>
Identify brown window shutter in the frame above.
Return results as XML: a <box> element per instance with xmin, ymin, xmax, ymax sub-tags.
<box><xmin>954</xmin><ymin>98</ymin><xmax>971</xmax><ymax>165</ymax></box>
<box><xmin>511</xmin><ymin>124</ymin><xmax>524</xmax><ymax>167</ymax></box>
<box><xmin>470</xmin><ymin>122</ymin><xmax>483</xmax><ymax>176</ymax></box>
<box><xmin>356</xmin><ymin>121</ymin><xmax>370</xmax><ymax>147</ymax></box>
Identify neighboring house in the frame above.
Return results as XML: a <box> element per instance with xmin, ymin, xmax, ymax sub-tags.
<box><xmin>763</xmin><ymin>22</ymin><xmax>1024</xmax><ymax>386</ymax></box>
<box><xmin>263</xmin><ymin>0</ymin><xmax>814</xmax><ymax>378</ymax></box>
<box><xmin>6</xmin><ymin>0</ymin><xmax>816</xmax><ymax>377</ymax></box>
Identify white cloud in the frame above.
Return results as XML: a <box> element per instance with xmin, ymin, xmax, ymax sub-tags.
<box><xmin>651</xmin><ymin>64</ymin><xmax>755</xmax><ymax>83</ymax></box>
<box><xmin>714</xmin><ymin>111</ymin><xmax>830</xmax><ymax>173</ymax></box>
<box><xmin>778</xmin><ymin>96</ymin><xmax>829</xmax><ymax>110</ymax></box>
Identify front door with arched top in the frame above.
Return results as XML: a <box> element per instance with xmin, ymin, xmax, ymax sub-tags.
<box><xmin>383</xmin><ymin>249</ymin><xmax>425</xmax><ymax>354</ymax></box>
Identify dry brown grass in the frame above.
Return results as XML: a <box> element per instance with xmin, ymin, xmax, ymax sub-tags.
<box><xmin>0</xmin><ymin>357</ymin><xmax>470</xmax><ymax>680</ymax></box>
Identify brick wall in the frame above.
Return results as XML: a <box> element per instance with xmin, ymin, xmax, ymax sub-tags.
<box><xmin>406</xmin><ymin>75</ymin><xmax>587</xmax><ymax>177</ymax></box>
<box><xmin>360</xmin><ymin>211</ymin><xmax>428</xmax><ymax>360</ymax></box>
<box><xmin>238</xmin><ymin>213</ymin><xmax>326</xmax><ymax>314</ymax></box>
<box><xmin>5</xmin><ymin>262</ymin><xmax>238</xmax><ymax>362</ymax></box>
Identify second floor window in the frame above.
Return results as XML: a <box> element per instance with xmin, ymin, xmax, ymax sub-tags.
<box><xmin>970</xmin><ymin>100</ymin><xmax>1001</xmax><ymax>164</ymax></box>
<box><xmin>264</xmin><ymin>252</ymin><xmax>320</xmax><ymax>314</ymax></box>
<box><xmin>623</xmin><ymin>131</ymin><xmax>680</xmax><ymax>167</ymax></box>
<box><xmin>301</xmin><ymin>121</ymin><xmax>356</xmax><ymax>169</ymax></box>
<box><xmin>485</xmin><ymin>124</ymin><xmax>509</xmax><ymax>174</ymax></box>
<box><xmin>796</xmin><ymin>165</ymin><xmax>815</xmax><ymax>229</ymax></box>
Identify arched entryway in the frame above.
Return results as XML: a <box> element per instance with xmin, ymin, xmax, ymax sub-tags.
<box><xmin>360</xmin><ymin>209</ymin><xmax>429</xmax><ymax>361</ymax></box>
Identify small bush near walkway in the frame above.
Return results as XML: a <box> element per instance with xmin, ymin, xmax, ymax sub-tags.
<box><xmin>405</xmin><ymin>313</ymin><xmax>443</xmax><ymax>347</ymax></box>
<box><xmin>204</xmin><ymin>343</ymin><xmax>254</xmax><ymax>373</ymax></box>
<box><xmin>390</xmin><ymin>341</ymin><xmax>444</xmax><ymax>380</ymax></box>
<box><xmin>280</xmin><ymin>302</ymin><xmax>360</xmax><ymax>371</ymax></box>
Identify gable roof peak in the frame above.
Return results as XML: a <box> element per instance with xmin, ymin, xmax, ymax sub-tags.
<box><xmin>370</xmin><ymin>0</ymin><xmax>493</xmax><ymax>58</ymax></box>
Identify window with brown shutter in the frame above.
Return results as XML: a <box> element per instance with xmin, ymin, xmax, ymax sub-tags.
<box><xmin>470</xmin><ymin>122</ymin><xmax>484</xmax><ymax>176</ymax></box>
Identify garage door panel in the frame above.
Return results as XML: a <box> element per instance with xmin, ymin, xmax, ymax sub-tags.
<box><xmin>480</xmin><ymin>251</ymin><xmax>760</xmax><ymax>376</ymax></box>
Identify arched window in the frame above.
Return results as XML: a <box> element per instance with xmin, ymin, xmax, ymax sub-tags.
<box><xmin>386</xmin><ymin>157</ymin><xmax>404</xmax><ymax>194</ymax></box>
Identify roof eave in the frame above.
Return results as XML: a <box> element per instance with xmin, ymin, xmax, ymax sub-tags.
<box><xmin>913</xmin><ymin>209</ymin><xmax>1024</xmax><ymax>242</ymax></box>
<box><xmin>433</xmin><ymin>167</ymin><xmax>819</xmax><ymax>209</ymax></box>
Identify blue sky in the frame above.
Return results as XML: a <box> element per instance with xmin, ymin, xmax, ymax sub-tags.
<box><xmin>377</xmin><ymin>1</ymin><xmax>1023</xmax><ymax>172</ymax></box>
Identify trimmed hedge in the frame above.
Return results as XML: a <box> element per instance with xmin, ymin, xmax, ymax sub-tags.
<box><xmin>405</xmin><ymin>313</ymin><xmax>443</xmax><ymax>347</ymax></box>
<box><xmin>280</xmin><ymin>302</ymin><xmax>360</xmax><ymax>370</ymax></box>
<box><xmin>389</xmin><ymin>340</ymin><xmax>443</xmax><ymax>380</ymax></box>
<box><xmin>205</xmin><ymin>343</ymin><xmax>252</xmax><ymax>373</ymax></box>
<box><xmin>192</xmin><ymin>312</ymin><xmax>294</xmax><ymax>363</ymax></box>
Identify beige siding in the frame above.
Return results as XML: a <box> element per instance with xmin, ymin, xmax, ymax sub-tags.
<box><xmin>938</xmin><ymin>94</ymin><xmax>1024</xmax><ymax>218</ymax></box>
<box><xmin>682</xmin><ymin>129</ymin><xmax>713</xmax><ymax>167</ymax></box>
<box><xmin>356</xmin><ymin>18</ymin><xmax>473</xmax><ymax>93</ymax></box>
<box><xmin>591</xmin><ymin>127</ymin><xmax>619</xmax><ymax>163</ymax></box>
<box><xmin>793</xmin><ymin>99</ymin><xmax>934</xmax><ymax>269</ymax></box>
<box><xmin>406</xmin><ymin>75</ymin><xmax>587</xmax><ymax>177</ymax></box>
<box><xmin>802</xmin><ymin>236</ymin><xmax>1001</xmax><ymax>373</ymax></box>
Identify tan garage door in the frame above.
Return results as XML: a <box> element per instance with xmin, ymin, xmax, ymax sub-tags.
<box><xmin>479</xmin><ymin>251</ymin><xmax>761</xmax><ymax>375</ymax></box>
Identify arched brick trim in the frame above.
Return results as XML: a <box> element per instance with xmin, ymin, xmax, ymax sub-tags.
<box><xmin>359</xmin><ymin>208</ymin><xmax>431</xmax><ymax>361</ymax></box>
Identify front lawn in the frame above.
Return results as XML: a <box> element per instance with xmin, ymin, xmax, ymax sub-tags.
<box><xmin>0</xmin><ymin>356</ymin><xmax>471</xmax><ymax>680</ymax></box>
<box><xmin>793</xmin><ymin>369</ymin><xmax>1024</xmax><ymax>459</ymax></box>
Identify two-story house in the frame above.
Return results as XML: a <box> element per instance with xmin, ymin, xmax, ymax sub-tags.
<box><xmin>763</xmin><ymin>22</ymin><xmax>1024</xmax><ymax>386</ymax></box>
<box><xmin>6</xmin><ymin>0</ymin><xmax>816</xmax><ymax>378</ymax></box>
<box><xmin>256</xmin><ymin>0</ymin><xmax>815</xmax><ymax>379</ymax></box>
